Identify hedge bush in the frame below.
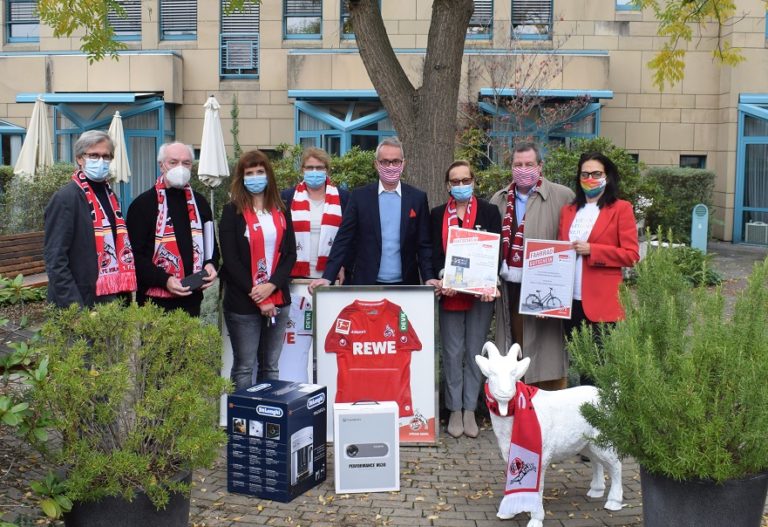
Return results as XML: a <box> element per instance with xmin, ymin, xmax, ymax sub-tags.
<box><xmin>0</xmin><ymin>165</ymin><xmax>14</xmax><ymax>196</ymax></box>
<box><xmin>543</xmin><ymin>137</ymin><xmax>656</xmax><ymax>214</ymax></box>
<box><xmin>643</xmin><ymin>167</ymin><xmax>715</xmax><ymax>243</ymax></box>
<box><xmin>0</xmin><ymin>163</ymin><xmax>76</xmax><ymax>235</ymax></box>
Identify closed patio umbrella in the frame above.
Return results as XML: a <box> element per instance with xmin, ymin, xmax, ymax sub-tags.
<box><xmin>13</xmin><ymin>97</ymin><xmax>53</xmax><ymax>181</ymax></box>
<box><xmin>108</xmin><ymin>111</ymin><xmax>131</xmax><ymax>184</ymax></box>
<box><xmin>198</xmin><ymin>95</ymin><xmax>230</xmax><ymax>209</ymax></box>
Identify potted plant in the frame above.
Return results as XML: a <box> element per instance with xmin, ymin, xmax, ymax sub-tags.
<box><xmin>569</xmin><ymin>242</ymin><xmax>768</xmax><ymax>527</ymax></box>
<box><xmin>15</xmin><ymin>302</ymin><xmax>229</xmax><ymax>527</ymax></box>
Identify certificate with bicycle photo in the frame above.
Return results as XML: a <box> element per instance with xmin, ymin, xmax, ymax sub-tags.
<box><xmin>442</xmin><ymin>227</ymin><xmax>500</xmax><ymax>295</ymax></box>
<box><xmin>519</xmin><ymin>239</ymin><xmax>576</xmax><ymax>319</ymax></box>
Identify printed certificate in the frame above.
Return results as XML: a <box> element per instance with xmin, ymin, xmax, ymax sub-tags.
<box><xmin>442</xmin><ymin>227</ymin><xmax>500</xmax><ymax>296</ymax></box>
<box><xmin>519</xmin><ymin>239</ymin><xmax>576</xmax><ymax>319</ymax></box>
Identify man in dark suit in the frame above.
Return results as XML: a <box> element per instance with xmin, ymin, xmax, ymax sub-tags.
<box><xmin>308</xmin><ymin>137</ymin><xmax>440</xmax><ymax>292</ymax></box>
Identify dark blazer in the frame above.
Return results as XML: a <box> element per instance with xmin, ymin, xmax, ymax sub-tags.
<box><xmin>280</xmin><ymin>185</ymin><xmax>350</xmax><ymax>211</ymax></box>
<box><xmin>430</xmin><ymin>197</ymin><xmax>503</xmax><ymax>278</ymax></box>
<box><xmin>218</xmin><ymin>202</ymin><xmax>297</xmax><ymax>314</ymax></box>
<box><xmin>44</xmin><ymin>180</ymin><xmax>104</xmax><ymax>307</ymax></box>
<box><xmin>126</xmin><ymin>186</ymin><xmax>219</xmax><ymax>315</ymax></box>
<box><xmin>558</xmin><ymin>199</ymin><xmax>639</xmax><ymax>322</ymax></box>
<box><xmin>321</xmin><ymin>182</ymin><xmax>435</xmax><ymax>285</ymax></box>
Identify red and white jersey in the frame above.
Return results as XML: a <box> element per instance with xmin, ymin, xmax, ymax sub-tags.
<box><xmin>277</xmin><ymin>293</ymin><xmax>313</xmax><ymax>383</ymax></box>
<box><xmin>325</xmin><ymin>299</ymin><xmax>422</xmax><ymax>417</ymax></box>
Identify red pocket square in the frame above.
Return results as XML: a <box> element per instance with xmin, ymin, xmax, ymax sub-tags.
<box><xmin>409</xmin><ymin>208</ymin><xmax>417</xmax><ymax>218</ymax></box>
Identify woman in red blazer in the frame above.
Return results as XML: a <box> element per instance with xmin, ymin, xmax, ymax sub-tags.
<box><xmin>558</xmin><ymin>152</ymin><xmax>639</xmax><ymax>367</ymax></box>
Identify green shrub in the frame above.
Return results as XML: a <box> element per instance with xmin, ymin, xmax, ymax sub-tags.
<box><xmin>474</xmin><ymin>164</ymin><xmax>510</xmax><ymax>200</ymax></box>
<box><xmin>0</xmin><ymin>163</ymin><xmax>76</xmax><ymax>235</ymax></box>
<box><xmin>543</xmin><ymin>137</ymin><xmax>657</xmax><ymax>214</ymax></box>
<box><xmin>27</xmin><ymin>302</ymin><xmax>229</xmax><ymax>510</ymax></box>
<box><xmin>643</xmin><ymin>167</ymin><xmax>714</xmax><ymax>243</ymax></box>
<box><xmin>0</xmin><ymin>165</ymin><xmax>14</xmax><ymax>196</ymax></box>
<box><xmin>570</xmin><ymin>244</ymin><xmax>768</xmax><ymax>482</ymax></box>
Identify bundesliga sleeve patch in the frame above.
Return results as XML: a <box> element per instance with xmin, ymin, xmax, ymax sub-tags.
<box><xmin>335</xmin><ymin>318</ymin><xmax>351</xmax><ymax>334</ymax></box>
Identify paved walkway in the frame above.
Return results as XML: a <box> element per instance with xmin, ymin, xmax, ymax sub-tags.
<box><xmin>2</xmin><ymin>241</ymin><xmax>767</xmax><ymax>526</ymax></box>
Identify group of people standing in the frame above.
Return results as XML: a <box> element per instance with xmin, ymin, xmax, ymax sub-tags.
<box><xmin>43</xmin><ymin>132</ymin><xmax>639</xmax><ymax>441</ymax></box>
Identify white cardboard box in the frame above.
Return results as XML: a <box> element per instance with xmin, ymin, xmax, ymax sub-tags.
<box><xmin>333</xmin><ymin>401</ymin><xmax>400</xmax><ymax>493</ymax></box>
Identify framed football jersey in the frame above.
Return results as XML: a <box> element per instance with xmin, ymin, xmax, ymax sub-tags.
<box><xmin>315</xmin><ymin>286</ymin><xmax>437</xmax><ymax>444</ymax></box>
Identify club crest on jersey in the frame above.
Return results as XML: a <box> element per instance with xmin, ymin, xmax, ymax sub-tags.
<box><xmin>383</xmin><ymin>324</ymin><xmax>395</xmax><ymax>338</ymax></box>
<box><xmin>335</xmin><ymin>318</ymin><xmax>351</xmax><ymax>335</ymax></box>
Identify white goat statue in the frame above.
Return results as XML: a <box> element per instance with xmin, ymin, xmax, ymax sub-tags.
<box><xmin>475</xmin><ymin>342</ymin><xmax>623</xmax><ymax>527</ymax></box>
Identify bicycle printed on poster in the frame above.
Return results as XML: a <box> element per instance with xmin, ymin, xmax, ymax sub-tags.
<box><xmin>519</xmin><ymin>239</ymin><xmax>577</xmax><ymax>319</ymax></box>
<box><xmin>315</xmin><ymin>286</ymin><xmax>437</xmax><ymax>444</ymax></box>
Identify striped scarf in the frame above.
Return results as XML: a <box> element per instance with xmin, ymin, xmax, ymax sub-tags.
<box><xmin>72</xmin><ymin>171</ymin><xmax>136</xmax><ymax>296</ymax></box>
<box><xmin>290</xmin><ymin>180</ymin><xmax>342</xmax><ymax>277</ymax></box>
<box><xmin>502</xmin><ymin>179</ymin><xmax>542</xmax><ymax>268</ymax></box>
<box><xmin>441</xmin><ymin>196</ymin><xmax>477</xmax><ymax>311</ymax></box>
<box><xmin>145</xmin><ymin>179</ymin><xmax>204</xmax><ymax>298</ymax></box>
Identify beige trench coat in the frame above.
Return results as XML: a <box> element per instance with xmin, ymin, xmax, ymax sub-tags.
<box><xmin>490</xmin><ymin>178</ymin><xmax>575</xmax><ymax>384</ymax></box>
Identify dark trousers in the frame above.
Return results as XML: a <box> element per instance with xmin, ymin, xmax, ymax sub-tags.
<box><xmin>563</xmin><ymin>300</ymin><xmax>613</xmax><ymax>385</ymax></box>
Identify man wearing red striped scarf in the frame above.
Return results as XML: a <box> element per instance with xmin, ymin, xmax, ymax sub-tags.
<box><xmin>490</xmin><ymin>143</ymin><xmax>574</xmax><ymax>390</ymax></box>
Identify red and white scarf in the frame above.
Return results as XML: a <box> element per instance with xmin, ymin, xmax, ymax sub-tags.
<box><xmin>290</xmin><ymin>180</ymin><xmax>342</xmax><ymax>277</ymax></box>
<box><xmin>243</xmin><ymin>207</ymin><xmax>286</xmax><ymax>307</ymax></box>
<box><xmin>501</xmin><ymin>179</ymin><xmax>542</xmax><ymax>270</ymax></box>
<box><xmin>145</xmin><ymin>179</ymin><xmax>204</xmax><ymax>298</ymax></box>
<box><xmin>485</xmin><ymin>381</ymin><xmax>543</xmax><ymax>518</ymax></box>
<box><xmin>72</xmin><ymin>171</ymin><xmax>137</xmax><ymax>297</ymax></box>
<box><xmin>441</xmin><ymin>196</ymin><xmax>477</xmax><ymax>311</ymax></box>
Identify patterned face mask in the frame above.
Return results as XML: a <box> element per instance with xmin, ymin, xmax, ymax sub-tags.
<box><xmin>512</xmin><ymin>165</ymin><xmax>540</xmax><ymax>191</ymax></box>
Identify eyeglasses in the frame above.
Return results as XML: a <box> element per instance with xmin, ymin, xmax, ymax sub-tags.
<box><xmin>448</xmin><ymin>177</ymin><xmax>473</xmax><ymax>186</ymax></box>
<box><xmin>377</xmin><ymin>159</ymin><xmax>403</xmax><ymax>168</ymax></box>
<box><xmin>303</xmin><ymin>165</ymin><xmax>327</xmax><ymax>171</ymax></box>
<box><xmin>580</xmin><ymin>171</ymin><xmax>605</xmax><ymax>179</ymax></box>
<box><xmin>84</xmin><ymin>153</ymin><xmax>114</xmax><ymax>161</ymax></box>
<box><xmin>165</xmin><ymin>159</ymin><xmax>194</xmax><ymax>169</ymax></box>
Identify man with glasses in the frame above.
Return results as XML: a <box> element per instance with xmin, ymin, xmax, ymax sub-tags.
<box><xmin>127</xmin><ymin>142</ymin><xmax>219</xmax><ymax>317</ymax></box>
<box><xmin>490</xmin><ymin>142</ymin><xmax>574</xmax><ymax>390</ymax></box>
<box><xmin>45</xmin><ymin>130</ymin><xmax>137</xmax><ymax>308</ymax></box>
<box><xmin>309</xmin><ymin>137</ymin><xmax>439</xmax><ymax>291</ymax></box>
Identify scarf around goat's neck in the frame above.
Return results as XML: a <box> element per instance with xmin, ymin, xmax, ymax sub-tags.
<box><xmin>485</xmin><ymin>380</ymin><xmax>544</xmax><ymax>517</ymax></box>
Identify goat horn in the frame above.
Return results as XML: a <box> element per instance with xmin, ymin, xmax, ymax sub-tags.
<box><xmin>482</xmin><ymin>341</ymin><xmax>500</xmax><ymax>359</ymax></box>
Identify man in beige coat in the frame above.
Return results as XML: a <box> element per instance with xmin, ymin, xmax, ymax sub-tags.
<box><xmin>490</xmin><ymin>142</ymin><xmax>575</xmax><ymax>390</ymax></box>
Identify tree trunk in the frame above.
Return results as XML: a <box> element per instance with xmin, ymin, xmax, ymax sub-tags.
<box><xmin>349</xmin><ymin>0</ymin><xmax>474</xmax><ymax>206</ymax></box>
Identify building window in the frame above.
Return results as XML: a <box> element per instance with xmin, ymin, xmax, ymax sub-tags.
<box><xmin>468</xmin><ymin>0</ymin><xmax>493</xmax><ymax>39</ymax></box>
<box><xmin>680</xmin><ymin>155</ymin><xmax>706</xmax><ymax>169</ymax></box>
<box><xmin>160</xmin><ymin>0</ymin><xmax>197</xmax><ymax>40</ymax></box>
<box><xmin>5</xmin><ymin>0</ymin><xmax>39</xmax><ymax>43</ymax></box>
<box><xmin>0</xmin><ymin>120</ymin><xmax>25</xmax><ymax>166</ymax></box>
<box><xmin>108</xmin><ymin>0</ymin><xmax>142</xmax><ymax>41</ymax></box>
<box><xmin>512</xmin><ymin>0</ymin><xmax>552</xmax><ymax>40</ymax></box>
<box><xmin>616</xmin><ymin>0</ymin><xmax>641</xmax><ymax>11</ymax></box>
<box><xmin>628</xmin><ymin>153</ymin><xmax>640</xmax><ymax>163</ymax></box>
<box><xmin>295</xmin><ymin>100</ymin><xmax>394</xmax><ymax>157</ymax></box>
<box><xmin>284</xmin><ymin>0</ymin><xmax>322</xmax><ymax>39</ymax></box>
<box><xmin>220</xmin><ymin>0</ymin><xmax>260</xmax><ymax>79</ymax></box>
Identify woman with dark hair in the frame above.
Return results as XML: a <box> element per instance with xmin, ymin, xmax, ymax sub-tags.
<box><xmin>558</xmin><ymin>152</ymin><xmax>639</xmax><ymax>377</ymax></box>
<box><xmin>430</xmin><ymin>160</ymin><xmax>502</xmax><ymax>438</ymax></box>
<box><xmin>219</xmin><ymin>150</ymin><xmax>297</xmax><ymax>390</ymax></box>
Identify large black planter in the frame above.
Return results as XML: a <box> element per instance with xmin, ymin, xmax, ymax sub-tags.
<box><xmin>63</xmin><ymin>472</ymin><xmax>191</xmax><ymax>527</ymax></box>
<box><xmin>641</xmin><ymin>466</ymin><xmax>768</xmax><ymax>527</ymax></box>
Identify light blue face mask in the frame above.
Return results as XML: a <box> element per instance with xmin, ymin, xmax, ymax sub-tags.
<box><xmin>84</xmin><ymin>158</ymin><xmax>110</xmax><ymax>182</ymax></box>
<box><xmin>244</xmin><ymin>175</ymin><xmax>268</xmax><ymax>194</ymax></box>
<box><xmin>303</xmin><ymin>170</ymin><xmax>327</xmax><ymax>189</ymax></box>
<box><xmin>450</xmin><ymin>183</ymin><xmax>474</xmax><ymax>202</ymax></box>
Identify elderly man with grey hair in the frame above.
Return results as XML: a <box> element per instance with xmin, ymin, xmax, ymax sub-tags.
<box><xmin>126</xmin><ymin>141</ymin><xmax>219</xmax><ymax>317</ymax></box>
<box><xmin>309</xmin><ymin>137</ymin><xmax>439</xmax><ymax>290</ymax></box>
<box><xmin>44</xmin><ymin>129</ymin><xmax>137</xmax><ymax>308</ymax></box>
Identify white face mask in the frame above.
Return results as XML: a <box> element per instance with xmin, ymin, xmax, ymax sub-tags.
<box><xmin>165</xmin><ymin>166</ymin><xmax>191</xmax><ymax>188</ymax></box>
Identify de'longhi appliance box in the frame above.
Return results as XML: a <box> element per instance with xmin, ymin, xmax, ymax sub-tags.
<box><xmin>227</xmin><ymin>380</ymin><xmax>327</xmax><ymax>502</ymax></box>
<box><xmin>334</xmin><ymin>401</ymin><xmax>400</xmax><ymax>494</ymax></box>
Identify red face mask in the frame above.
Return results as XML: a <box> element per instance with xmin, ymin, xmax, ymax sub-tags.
<box><xmin>512</xmin><ymin>166</ymin><xmax>540</xmax><ymax>191</ymax></box>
